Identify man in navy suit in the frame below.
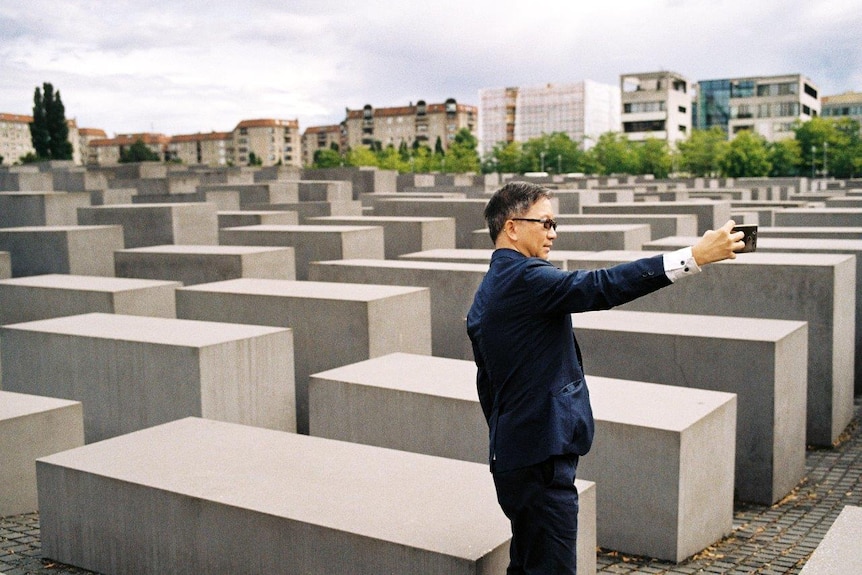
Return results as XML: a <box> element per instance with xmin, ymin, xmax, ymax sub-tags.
<box><xmin>467</xmin><ymin>181</ymin><xmax>743</xmax><ymax>574</ymax></box>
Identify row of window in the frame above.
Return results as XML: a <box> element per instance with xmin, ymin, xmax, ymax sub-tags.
<box><xmin>731</xmin><ymin>102</ymin><xmax>816</xmax><ymax>119</ymax></box>
<box><xmin>823</xmin><ymin>105</ymin><xmax>862</xmax><ymax>117</ymax></box>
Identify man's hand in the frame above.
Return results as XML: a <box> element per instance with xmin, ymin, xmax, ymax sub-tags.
<box><xmin>691</xmin><ymin>220</ymin><xmax>746</xmax><ymax>266</ymax></box>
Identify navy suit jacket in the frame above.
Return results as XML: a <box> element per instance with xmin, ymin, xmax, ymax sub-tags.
<box><xmin>467</xmin><ymin>248</ymin><xmax>672</xmax><ymax>473</ymax></box>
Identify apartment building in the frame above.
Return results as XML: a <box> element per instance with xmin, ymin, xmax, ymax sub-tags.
<box><xmin>301</xmin><ymin>124</ymin><xmax>343</xmax><ymax>166</ymax></box>
<box><xmin>620</xmin><ymin>71</ymin><xmax>692</xmax><ymax>145</ymax></box>
<box><xmin>342</xmin><ymin>99</ymin><xmax>477</xmax><ymax>152</ymax></box>
<box><xmin>479</xmin><ymin>81</ymin><xmax>620</xmax><ymax>156</ymax></box>
<box><xmin>168</xmin><ymin>131</ymin><xmax>232</xmax><ymax>166</ymax></box>
<box><xmin>694</xmin><ymin>74</ymin><xmax>820</xmax><ymax>141</ymax></box>
<box><xmin>822</xmin><ymin>91</ymin><xmax>862</xmax><ymax>132</ymax></box>
<box><xmin>0</xmin><ymin>113</ymin><xmax>35</xmax><ymax>165</ymax></box>
<box><xmin>87</xmin><ymin>133</ymin><xmax>170</xmax><ymax>165</ymax></box>
<box><xmin>78</xmin><ymin>128</ymin><xmax>108</xmax><ymax>165</ymax></box>
<box><xmin>232</xmin><ymin>118</ymin><xmax>301</xmax><ymax>167</ymax></box>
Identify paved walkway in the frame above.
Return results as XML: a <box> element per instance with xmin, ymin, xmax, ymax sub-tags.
<box><xmin>2</xmin><ymin>396</ymin><xmax>859</xmax><ymax>575</ymax></box>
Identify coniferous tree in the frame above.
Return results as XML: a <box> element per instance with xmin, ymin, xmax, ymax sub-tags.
<box><xmin>30</xmin><ymin>86</ymin><xmax>50</xmax><ymax>159</ymax></box>
<box><xmin>29</xmin><ymin>82</ymin><xmax>73</xmax><ymax>160</ymax></box>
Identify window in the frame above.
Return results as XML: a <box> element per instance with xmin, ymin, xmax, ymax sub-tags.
<box><xmin>678</xmin><ymin>106</ymin><xmax>687</xmax><ymax>114</ymax></box>
<box><xmin>623</xmin><ymin>119</ymin><xmax>666</xmax><ymax>133</ymax></box>
<box><xmin>730</xmin><ymin>80</ymin><xmax>755</xmax><ymax>98</ymax></box>
<box><xmin>732</xmin><ymin>105</ymin><xmax>753</xmax><ymax>119</ymax></box>
<box><xmin>624</xmin><ymin>101</ymin><xmax>666</xmax><ymax>113</ymax></box>
<box><xmin>804</xmin><ymin>84</ymin><xmax>818</xmax><ymax>98</ymax></box>
<box><xmin>679</xmin><ymin>125</ymin><xmax>687</xmax><ymax>133</ymax></box>
<box><xmin>802</xmin><ymin>105</ymin><xmax>811</xmax><ymax>116</ymax></box>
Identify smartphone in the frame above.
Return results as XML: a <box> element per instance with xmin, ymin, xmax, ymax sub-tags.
<box><xmin>732</xmin><ymin>224</ymin><xmax>757</xmax><ymax>253</ymax></box>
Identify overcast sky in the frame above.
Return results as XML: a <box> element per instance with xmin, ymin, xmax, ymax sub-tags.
<box><xmin>1</xmin><ymin>0</ymin><xmax>860</xmax><ymax>137</ymax></box>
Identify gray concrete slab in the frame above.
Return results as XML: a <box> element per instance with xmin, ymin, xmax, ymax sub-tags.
<box><xmin>798</xmin><ymin>505</ymin><xmax>862</xmax><ymax>575</ymax></box>
<box><xmin>470</xmin><ymin>224</ymin><xmax>651</xmax><ymax>251</ymax></box>
<box><xmin>308</xmin><ymin>258</ymin><xmax>486</xmax><ymax>360</ymax></box>
<box><xmin>571</xmin><ymin>309</ymin><xmax>808</xmax><ymax>505</ymax></box>
<box><xmin>217</xmin><ymin>210</ymin><xmax>298</xmax><ymax>228</ymax></box>
<box><xmin>398</xmin><ymin>248</ymin><xmax>592</xmax><ymax>270</ymax></box>
<box><xmin>0</xmin><ymin>251</ymin><xmax>10</xmax><ymax>279</ymax></box>
<box><xmin>0</xmin><ymin>225</ymin><xmax>123</xmax><ymax>277</ymax></box>
<box><xmin>89</xmin><ymin>188</ymin><xmax>136</xmax><ymax>206</ymax></box>
<box><xmin>77</xmin><ymin>203</ymin><xmax>218</xmax><ymax>247</ymax></box>
<box><xmin>0</xmin><ymin>170</ymin><xmax>53</xmax><ymax>191</ymax></box>
<box><xmin>302</xmin><ymin>166</ymin><xmax>398</xmax><ymax>197</ymax></box>
<box><xmin>757</xmin><ymin>226</ymin><xmax>862</xmax><ymax>240</ymax></box>
<box><xmin>774</xmin><ymin>208</ymin><xmax>862</xmax><ymax>228</ymax></box>
<box><xmin>242</xmin><ymin>200</ymin><xmax>363</xmax><ymax>219</ymax></box>
<box><xmin>219</xmin><ymin>224</ymin><xmax>384</xmax><ymax>280</ymax></box>
<box><xmin>568</xmin><ymin>250</ymin><xmax>855</xmax><ymax>447</ymax></box>
<box><xmin>306</xmin><ymin>215</ymin><xmax>456</xmax><ymax>258</ymax></box>
<box><xmin>0</xmin><ymin>192</ymin><xmax>92</xmax><ymax>227</ymax></box>
<box><xmin>195</xmin><ymin>182</ymin><xmax>299</xmax><ymax>207</ymax></box>
<box><xmin>370</xmin><ymin>197</ymin><xmax>492</xmax><ymax>248</ymax></box>
<box><xmin>0</xmin><ymin>391</ymin><xmax>84</xmax><ymax>516</ymax></box>
<box><xmin>114</xmin><ymin>245</ymin><xmax>295</xmax><ymax>285</ymax></box>
<box><xmin>555</xmin><ymin>214</ymin><xmax>699</xmax><ymax>240</ymax></box>
<box><xmin>175</xmin><ymin>278</ymin><xmax>431</xmax><ymax>433</ymax></box>
<box><xmin>0</xmin><ymin>313</ymin><xmax>295</xmax><ymax>442</ymax></box>
<box><xmin>581</xmin><ymin>200</ymin><xmax>732</xmax><ymax>235</ymax></box>
<box><xmin>0</xmin><ymin>274</ymin><xmax>179</xmax><ymax>324</ymax></box>
<box><xmin>36</xmin><ymin>417</ymin><xmax>510</xmax><ymax>574</ymax></box>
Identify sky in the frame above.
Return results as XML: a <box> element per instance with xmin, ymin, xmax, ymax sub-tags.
<box><xmin>2</xmin><ymin>0</ymin><xmax>861</xmax><ymax>137</ymax></box>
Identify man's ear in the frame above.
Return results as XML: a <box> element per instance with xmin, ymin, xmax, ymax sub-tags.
<box><xmin>503</xmin><ymin>219</ymin><xmax>519</xmax><ymax>242</ymax></box>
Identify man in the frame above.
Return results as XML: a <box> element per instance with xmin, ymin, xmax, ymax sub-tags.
<box><xmin>466</xmin><ymin>181</ymin><xmax>743</xmax><ymax>574</ymax></box>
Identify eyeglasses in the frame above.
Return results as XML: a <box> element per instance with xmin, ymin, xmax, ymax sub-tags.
<box><xmin>511</xmin><ymin>217</ymin><xmax>557</xmax><ymax>231</ymax></box>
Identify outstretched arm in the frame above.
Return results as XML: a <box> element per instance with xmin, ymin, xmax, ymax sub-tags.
<box><xmin>691</xmin><ymin>220</ymin><xmax>745</xmax><ymax>266</ymax></box>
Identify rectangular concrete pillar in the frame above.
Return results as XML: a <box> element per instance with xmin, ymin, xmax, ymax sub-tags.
<box><xmin>115</xmin><ymin>245</ymin><xmax>296</xmax><ymax>285</ymax></box>
<box><xmin>774</xmin><ymin>208</ymin><xmax>862</xmax><ymax>228</ymax></box>
<box><xmin>217</xmin><ymin>210</ymin><xmax>298</xmax><ymax>227</ymax></box>
<box><xmin>306</xmin><ymin>215</ymin><xmax>457</xmax><ymax>258</ymax></box>
<box><xmin>308</xmin><ymin>258</ymin><xmax>487</xmax><ymax>360</ymax></box>
<box><xmin>219</xmin><ymin>224</ymin><xmax>384</xmax><ymax>280</ymax></box>
<box><xmin>77</xmin><ymin>203</ymin><xmax>218</xmax><ymax>247</ymax></box>
<box><xmin>0</xmin><ymin>225</ymin><xmax>123</xmax><ymax>277</ymax></box>
<box><xmin>567</xmin><ymin>250</ymin><xmax>855</xmax><ymax>447</ymax></box>
<box><xmin>1</xmin><ymin>313</ymin><xmax>295</xmax><ymax>442</ymax></box>
<box><xmin>581</xmin><ymin>200</ymin><xmax>732</xmax><ymax>234</ymax></box>
<box><xmin>196</xmin><ymin>182</ymin><xmax>299</xmax><ymax>207</ymax></box>
<box><xmin>556</xmin><ymin>214</ymin><xmax>699</xmax><ymax>240</ymax></box>
<box><xmin>0</xmin><ymin>274</ymin><xmax>179</xmax><ymax>324</ymax></box>
<box><xmin>470</xmin><ymin>224</ymin><xmax>651</xmax><ymax>251</ymax></box>
<box><xmin>176</xmin><ymin>278</ymin><xmax>431</xmax><ymax>433</ymax></box>
<box><xmin>36</xmin><ymin>417</ymin><xmax>510</xmax><ymax>574</ymax></box>
<box><xmin>0</xmin><ymin>391</ymin><xmax>84</xmax><ymax>516</ymax></box>
<box><xmin>0</xmin><ymin>251</ymin><xmax>10</xmax><ymax>279</ymax></box>
<box><xmin>371</xmin><ymin>197</ymin><xmax>491</xmax><ymax>248</ymax></box>
<box><xmin>571</xmin><ymin>309</ymin><xmax>808</xmax><ymax>505</ymax></box>
<box><xmin>0</xmin><ymin>192</ymin><xmax>92</xmax><ymax>227</ymax></box>
<box><xmin>799</xmin><ymin>505</ymin><xmax>862</xmax><ymax>575</ymax></box>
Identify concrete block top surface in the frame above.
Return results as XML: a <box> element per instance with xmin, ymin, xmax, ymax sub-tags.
<box><xmin>179</xmin><ymin>278</ymin><xmax>428</xmax><ymax>302</ymax></box>
<box><xmin>586</xmin><ymin>375</ymin><xmax>736</xmax><ymax>431</ymax></box>
<box><xmin>117</xmin><ymin>245</ymin><xmax>291</xmax><ymax>256</ymax></box>
<box><xmin>312</xmin><ymin>352</ymin><xmax>478</xmax><ymax>401</ymax></box>
<box><xmin>0</xmin><ymin>390</ymin><xmax>81</xmax><ymax>421</ymax></box>
<box><xmin>799</xmin><ymin>505</ymin><xmax>862</xmax><ymax>574</ymax></box>
<box><xmin>37</xmin><ymin>417</ymin><xmax>510</xmax><ymax>558</ymax></box>
<box><xmin>2</xmin><ymin>312</ymin><xmax>288</xmax><ymax>347</ymax></box>
<box><xmin>314</xmin><ymin>258</ymin><xmax>489</xmax><ymax>273</ymax></box>
<box><xmin>566</xmin><ymin>250</ymin><xmax>853</xmax><ymax>269</ymax></box>
<box><xmin>643</xmin><ymin>236</ymin><xmax>862</xmax><ymax>252</ymax></box>
<box><xmin>0</xmin><ymin>225</ymin><xmax>119</xmax><ymax>233</ymax></box>
<box><xmin>223</xmin><ymin>224</ymin><xmax>381</xmax><ymax>233</ymax></box>
<box><xmin>308</xmin><ymin>216</ymin><xmax>453</xmax><ymax>223</ymax></box>
<box><xmin>572</xmin><ymin>309</ymin><xmax>807</xmax><ymax>342</ymax></box>
<box><xmin>0</xmin><ymin>274</ymin><xmax>180</xmax><ymax>292</ymax></box>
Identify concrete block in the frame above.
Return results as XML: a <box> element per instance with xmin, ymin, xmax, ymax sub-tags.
<box><xmin>243</xmin><ymin>200</ymin><xmax>364</xmax><ymax>220</ymax></box>
<box><xmin>36</xmin><ymin>417</ymin><xmax>510</xmax><ymax>574</ymax></box>
<box><xmin>0</xmin><ymin>251</ymin><xmax>10</xmax><ymax>279</ymax></box>
<box><xmin>371</xmin><ymin>197</ymin><xmax>491</xmax><ymax>248</ymax></box>
<box><xmin>799</xmin><ymin>505</ymin><xmax>862</xmax><ymax>575</ymax></box>
<box><xmin>0</xmin><ymin>313</ymin><xmax>295</xmax><ymax>442</ymax></box>
<box><xmin>0</xmin><ymin>170</ymin><xmax>53</xmax><ymax>191</ymax></box>
<box><xmin>555</xmin><ymin>214</ymin><xmax>699</xmax><ymax>240</ymax></box>
<box><xmin>306</xmin><ymin>215</ymin><xmax>456</xmax><ymax>258</ymax></box>
<box><xmin>571</xmin><ymin>309</ymin><xmax>808</xmax><ymax>505</ymax></box>
<box><xmin>399</xmin><ymin>248</ymin><xmax>592</xmax><ymax>270</ymax></box>
<box><xmin>217</xmin><ymin>210</ymin><xmax>298</xmax><ymax>228</ymax></box>
<box><xmin>308</xmin><ymin>258</ymin><xmax>486</xmax><ymax>360</ymax></box>
<box><xmin>580</xmin><ymin>376</ymin><xmax>736</xmax><ymax>562</ymax></box>
<box><xmin>758</xmin><ymin>226</ymin><xmax>862</xmax><ymax>240</ymax></box>
<box><xmin>774</xmin><ymin>208</ymin><xmax>862</xmax><ymax>227</ymax></box>
<box><xmin>0</xmin><ymin>192</ymin><xmax>92</xmax><ymax>227</ymax></box>
<box><xmin>219</xmin><ymin>224</ymin><xmax>384</xmax><ymax>280</ymax></box>
<box><xmin>645</xmin><ymin>236</ymin><xmax>862</xmax><ymax>396</ymax></box>
<box><xmin>0</xmin><ymin>225</ymin><xmax>123</xmax><ymax>277</ymax></box>
<box><xmin>175</xmin><ymin>278</ymin><xmax>431</xmax><ymax>433</ymax></box>
<box><xmin>115</xmin><ymin>245</ymin><xmax>295</xmax><ymax>285</ymax></box>
<box><xmin>581</xmin><ymin>200</ymin><xmax>732</xmax><ymax>234</ymax></box>
<box><xmin>0</xmin><ymin>274</ymin><xmax>179</xmax><ymax>324</ymax></box>
<box><xmin>50</xmin><ymin>168</ymin><xmax>108</xmax><ymax>192</ymax></box>
<box><xmin>302</xmin><ymin>166</ymin><xmax>398</xmax><ymax>197</ymax></box>
<box><xmin>0</xmin><ymin>391</ymin><xmax>84</xmax><ymax>516</ymax></box>
<box><xmin>196</xmin><ymin>182</ymin><xmax>299</xmax><ymax>207</ymax></box>
<box><xmin>89</xmin><ymin>188</ymin><xmax>136</xmax><ymax>205</ymax></box>
<box><xmin>77</xmin><ymin>203</ymin><xmax>218</xmax><ymax>247</ymax></box>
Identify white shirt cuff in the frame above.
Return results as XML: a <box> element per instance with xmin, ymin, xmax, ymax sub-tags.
<box><xmin>663</xmin><ymin>247</ymin><xmax>701</xmax><ymax>283</ymax></box>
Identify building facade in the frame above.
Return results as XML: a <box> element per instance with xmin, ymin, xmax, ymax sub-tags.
<box><xmin>479</xmin><ymin>81</ymin><xmax>621</xmax><ymax>156</ymax></box>
<box><xmin>232</xmin><ymin>119</ymin><xmax>301</xmax><ymax>167</ymax></box>
<box><xmin>694</xmin><ymin>74</ymin><xmax>820</xmax><ymax>140</ymax></box>
<box><xmin>620</xmin><ymin>71</ymin><xmax>692</xmax><ymax>145</ymax></box>
<box><xmin>821</xmin><ymin>91</ymin><xmax>862</xmax><ymax>132</ymax></box>
<box><xmin>167</xmin><ymin>132</ymin><xmax>232</xmax><ymax>166</ymax></box>
<box><xmin>78</xmin><ymin>127</ymin><xmax>107</xmax><ymax>166</ymax></box>
<box><xmin>87</xmin><ymin>133</ymin><xmax>170</xmax><ymax>165</ymax></box>
<box><xmin>342</xmin><ymin>99</ymin><xmax>477</xmax><ymax>152</ymax></box>
<box><xmin>301</xmin><ymin>124</ymin><xmax>344</xmax><ymax>167</ymax></box>
<box><xmin>0</xmin><ymin>113</ymin><xmax>36</xmax><ymax>165</ymax></box>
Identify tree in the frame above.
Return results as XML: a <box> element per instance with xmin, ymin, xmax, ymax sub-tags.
<box><xmin>718</xmin><ymin>130</ymin><xmax>771</xmax><ymax>177</ymax></box>
<box><xmin>767</xmin><ymin>139</ymin><xmax>802</xmax><ymax>177</ymax></box>
<box><xmin>119</xmin><ymin>139</ymin><xmax>161</xmax><ymax>163</ymax></box>
<box><xmin>29</xmin><ymin>82</ymin><xmax>73</xmax><ymax>161</ymax></box>
<box><xmin>587</xmin><ymin>132</ymin><xmax>639</xmax><ymax>175</ymax></box>
<box><xmin>312</xmin><ymin>148</ymin><xmax>342</xmax><ymax>168</ymax></box>
<box><xmin>635</xmin><ymin>138</ymin><xmax>672</xmax><ymax>178</ymax></box>
<box><xmin>676</xmin><ymin>127</ymin><xmax>728</xmax><ymax>176</ymax></box>
<box><xmin>444</xmin><ymin>128</ymin><xmax>481</xmax><ymax>173</ymax></box>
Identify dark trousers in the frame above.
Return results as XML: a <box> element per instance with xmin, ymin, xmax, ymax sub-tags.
<box><xmin>492</xmin><ymin>454</ymin><xmax>580</xmax><ymax>575</ymax></box>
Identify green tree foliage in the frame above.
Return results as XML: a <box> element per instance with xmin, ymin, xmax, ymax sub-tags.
<box><xmin>29</xmin><ymin>82</ymin><xmax>73</xmax><ymax>161</ymax></box>
<box><xmin>443</xmin><ymin>128</ymin><xmax>481</xmax><ymax>173</ymax></box>
<box><xmin>312</xmin><ymin>148</ymin><xmax>343</xmax><ymax>168</ymax></box>
<box><xmin>635</xmin><ymin>138</ymin><xmax>672</xmax><ymax>179</ymax></box>
<box><xmin>247</xmin><ymin>151</ymin><xmax>263</xmax><ymax>166</ymax></box>
<box><xmin>718</xmin><ymin>130</ymin><xmax>771</xmax><ymax>177</ymax></box>
<box><xmin>587</xmin><ymin>132</ymin><xmax>639</xmax><ymax>175</ymax></box>
<box><xmin>119</xmin><ymin>139</ymin><xmax>161</xmax><ymax>163</ymax></box>
<box><xmin>676</xmin><ymin>127</ymin><xmax>728</xmax><ymax>177</ymax></box>
<box><xmin>767</xmin><ymin>139</ymin><xmax>802</xmax><ymax>177</ymax></box>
